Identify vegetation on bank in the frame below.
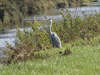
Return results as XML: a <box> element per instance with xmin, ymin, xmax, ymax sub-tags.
<box><xmin>0</xmin><ymin>0</ymin><xmax>98</xmax><ymax>26</ymax></box>
<box><xmin>1</xmin><ymin>40</ymin><xmax>100</xmax><ymax>75</ymax></box>
<box><xmin>4</xmin><ymin>12</ymin><xmax>100</xmax><ymax>64</ymax></box>
<box><xmin>0</xmin><ymin>0</ymin><xmax>100</xmax><ymax>74</ymax></box>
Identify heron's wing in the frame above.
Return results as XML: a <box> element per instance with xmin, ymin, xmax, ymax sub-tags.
<box><xmin>51</xmin><ymin>33</ymin><xmax>61</xmax><ymax>43</ymax></box>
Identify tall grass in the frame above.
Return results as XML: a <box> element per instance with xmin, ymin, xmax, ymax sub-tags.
<box><xmin>1</xmin><ymin>42</ymin><xmax>100</xmax><ymax>75</ymax></box>
<box><xmin>53</xmin><ymin>12</ymin><xmax>100</xmax><ymax>42</ymax></box>
<box><xmin>6</xmin><ymin>12</ymin><xmax>100</xmax><ymax>63</ymax></box>
<box><xmin>6</xmin><ymin>21</ymin><xmax>51</xmax><ymax>63</ymax></box>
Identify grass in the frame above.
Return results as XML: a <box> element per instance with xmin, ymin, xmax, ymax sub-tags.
<box><xmin>0</xmin><ymin>40</ymin><xmax>100</xmax><ymax>75</ymax></box>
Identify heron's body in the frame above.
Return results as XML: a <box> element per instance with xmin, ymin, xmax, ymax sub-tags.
<box><xmin>49</xmin><ymin>19</ymin><xmax>62</xmax><ymax>48</ymax></box>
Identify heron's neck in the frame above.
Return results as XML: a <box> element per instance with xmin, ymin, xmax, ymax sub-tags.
<box><xmin>49</xmin><ymin>22</ymin><xmax>52</xmax><ymax>34</ymax></box>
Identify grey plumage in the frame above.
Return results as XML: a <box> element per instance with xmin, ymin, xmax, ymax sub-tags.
<box><xmin>48</xmin><ymin>19</ymin><xmax>62</xmax><ymax>48</ymax></box>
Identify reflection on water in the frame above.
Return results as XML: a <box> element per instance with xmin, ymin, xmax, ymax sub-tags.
<box><xmin>0</xmin><ymin>27</ymin><xmax>32</xmax><ymax>48</ymax></box>
<box><xmin>0</xmin><ymin>30</ymin><xmax>16</xmax><ymax>48</ymax></box>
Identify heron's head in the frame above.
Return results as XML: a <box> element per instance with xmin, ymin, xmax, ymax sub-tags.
<box><xmin>48</xmin><ymin>18</ymin><xmax>53</xmax><ymax>24</ymax></box>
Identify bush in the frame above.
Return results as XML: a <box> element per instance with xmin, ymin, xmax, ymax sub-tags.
<box><xmin>6</xmin><ymin>12</ymin><xmax>100</xmax><ymax>63</ymax></box>
<box><xmin>52</xmin><ymin>12</ymin><xmax>100</xmax><ymax>43</ymax></box>
<box><xmin>6</xmin><ymin>21</ymin><xmax>52</xmax><ymax>63</ymax></box>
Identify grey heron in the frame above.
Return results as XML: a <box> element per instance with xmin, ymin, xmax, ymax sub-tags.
<box><xmin>48</xmin><ymin>19</ymin><xmax>62</xmax><ymax>48</ymax></box>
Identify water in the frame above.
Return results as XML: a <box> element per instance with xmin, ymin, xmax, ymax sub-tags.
<box><xmin>0</xmin><ymin>6</ymin><xmax>100</xmax><ymax>59</ymax></box>
<box><xmin>24</xmin><ymin>6</ymin><xmax>100</xmax><ymax>21</ymax></box>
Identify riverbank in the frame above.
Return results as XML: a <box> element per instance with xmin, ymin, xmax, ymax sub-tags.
<box><xmin>0</xmin><ymin>0</ymin><xmax>97</xmax><ymax>26</ymax></box>
<box><xmin>0</xmin><ymin>37</ymin><xmax>100</xmax><ymax>75</ymax></box>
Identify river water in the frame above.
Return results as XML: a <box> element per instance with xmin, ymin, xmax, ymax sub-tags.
<box><xmin>0</xmin><ymin>6</ymin><xmax>100</xmax><ymax>59</ymax></box>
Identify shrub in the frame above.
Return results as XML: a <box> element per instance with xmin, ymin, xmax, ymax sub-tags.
<box><xmin>6</xmin><ymin>21</ymin><xmax>52</xmax><ymax>63</ymax></box>
<box><xmin>52</xmin><ymin>12</ymin><xmax>100</xmax><ymax>43</ymax></box>
<box><xmin>6</xmin><ymin>12</ymin><xmax>100</xmax><ymax>63</ymax></box>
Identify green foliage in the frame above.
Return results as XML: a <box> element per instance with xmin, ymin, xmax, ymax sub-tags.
<box><xmin>1</xmin><ymin>42</ymin><xmax>100</xmax><ymax>75</ymax></box>
<box><xmin>6</xmin><ymin>11</ymin><xmax>100</xmax><ymax>63</ymax></box>
<box><xmin>52</xmin><ymin>12</ymin><xmax>100</xmax><ymax>43</ymax></box>
<box><xmin>0</xmin><ymin>0</ymin><xmax>96</xmax><ymax>25</ymax></box>
<box><xmin>6</xmin><ymin>21</ymin><xmax>51</xmax><ymax>63</ymax></box>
